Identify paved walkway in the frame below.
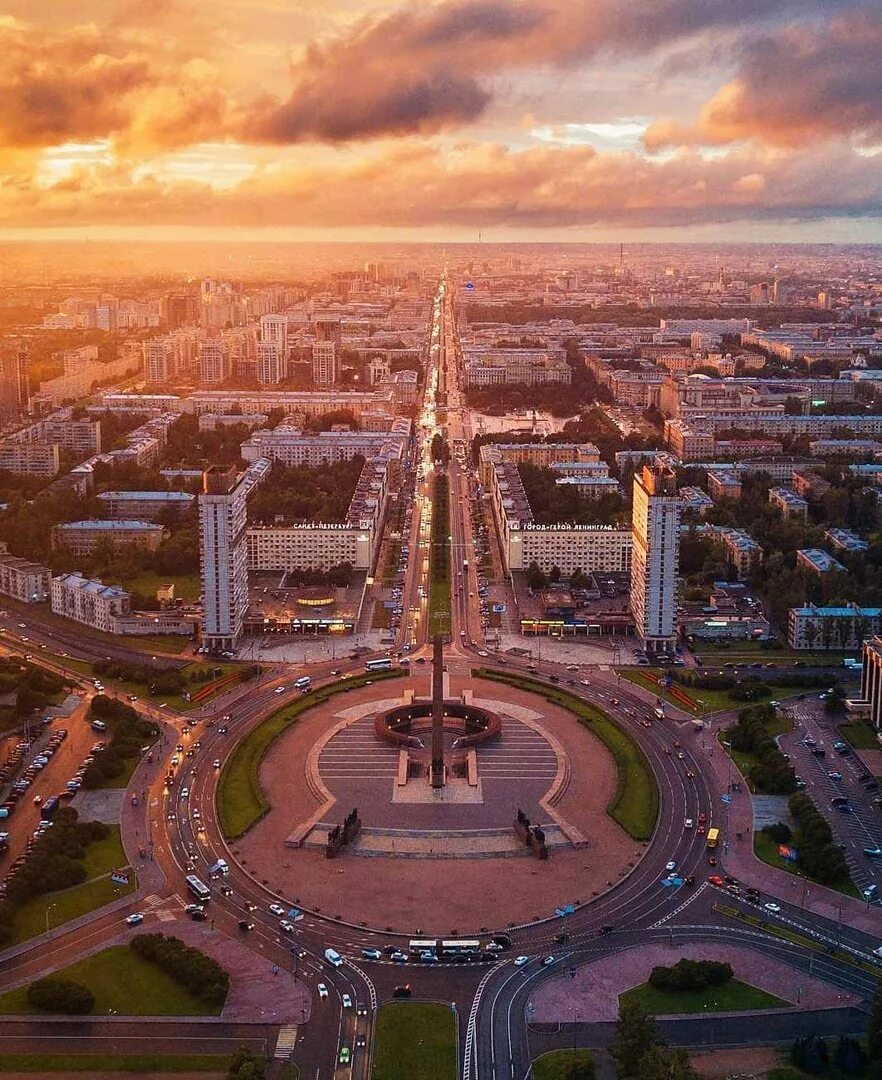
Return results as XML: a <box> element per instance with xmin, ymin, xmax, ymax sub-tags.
<box><xmin>530</xmin><ymin>941</ymin><xmax>861</xmax><ymax>1023</ymax></box>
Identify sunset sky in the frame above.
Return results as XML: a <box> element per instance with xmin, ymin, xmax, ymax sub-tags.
<box><xmin>2</xmin><ymin>0</ymin><xmax>881</xmax><ymax>241</ymax></box>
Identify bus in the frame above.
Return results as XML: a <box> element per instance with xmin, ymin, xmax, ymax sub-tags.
<box><xmin>705</xmin><ymin>828</ymin><xmax>721</xmax><ymax>849</ymax></box>
<box><xmin>408</xmin><ymin>938</ymin><xmax>438</xmax><ymax>956</ymax></box>
<box><xmin>440</xmin><ymin>939</ymin><xmax>481</xmax><ymax>957</ymax></box>
<box><xmin>365</xmin><ymin>658</ymin><xmax>393</xmax><ymax>672</ymax></box>
<box><xmin>185</xmin><ymin>875</ymin><xmax>211</xmax><ymax>902</ymax></box>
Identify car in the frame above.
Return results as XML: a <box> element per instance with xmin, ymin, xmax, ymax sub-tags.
<box><xmin>279</xmin><ymin>920</ymin><xmax>296</xmax><ymax>933</ymax></box>
<box><xmin>514</xmin><ymin>955</ymin><xmax>530</xmax><ymax>966</ymax></box>
<box><xmin>828</xmin><ymin>772</ymin><xmax>844</xmax><ymax>781</ymax></box>
<box><xmin>873</xmin><ymin>946</ymin><xmax>882</xmax><ymax>959</ymax></box>
<box><xmin>185</xmin><ymin>903</ymin><xmax>204</xmax><ymax>915</ymax></box>
<box><xmin>180</xmin><ymin>788</ymin><xmax>189</xmax><ymax>799</ymax></box>
<box><xmin>361</xmin><ymin>948</ymin><xmax>382</xmax><ymax>960</ymax></box>
<box><xmin>542</xmin><ymin>955</ymin><xmax>556</xmax><ymax>966</ymax></box>
<box><xmin>238</xmin><ymin>920</ymin><xmax>254</xmax><ymax>932</ymax></box>
<box><xmin>665</xmin><ymin>860</ymin><xmax>677</xmax><ymax>872</ymax></box>
<box><xmin>864</xmin><ymin>847</ymin><xmax>882</xmax><ymax>859</ymax></box>
<box><xmin>485</xmin><ymin>941</ymin><xmax>504</xmax><ymax>951</ymax></box>
<box><xmin>863</xmin><ymin>884</ymin><xmax>878</xmax><ymax>900</ymax></box>
<box><xmin>391</xmin><ymin>950</ymin><xmax>408</xmax><ymax>962</ymax></box>
<box><xmin>708</xmin><ymin>875</ymin><xmax>725</xmax><ymax>886</ymax></box>
<box><xmin>213</xmin><ymin>759</ymin><xmax>221</xmax><ymax>769</ymax></box>
<box><xmin>125</xmin><ymin>912</ymin><xmax>144</xmax><ymax>926</ymax></box>
<box><xmin>274</xmin><ymin>686</ymin><xmax>285</xmax><ymax>694</ymax></box>
<box><xmin>317</xmin><ymin>983</ymin><xmax>329</xmax><ymax>999</ymax></box>
<box><xmin>684</xmin><ymin>818</ymin><xmax>694</xmax><ymax>829</ymax></box>
<box><xmin>338</xmin><ymin>1048</ymin><xmax>351</xmax><ymax>1065</ymax></box>
<box><xmin>269</xmin><ymin>903</ymin><xmax>285</xmax><ymax>916</ymax></box>
<box><xmin>763</xmin><ymin>903</ymin><xmax>781</xmax><ymax>914</ymax></box>
<box><xmin>340</xmin><ymin>993</ymin><xmax>353</xmax><ymax>1008</ymax></box>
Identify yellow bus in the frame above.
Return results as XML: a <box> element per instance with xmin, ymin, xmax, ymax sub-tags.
<box><xmin>706</xmin><ymin>827</ymin><xmax>720</xmax><ymax>849</ymax></box>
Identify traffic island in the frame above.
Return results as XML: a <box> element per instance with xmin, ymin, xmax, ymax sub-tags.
<box><xmin>372</xmin><ymin>1001</ymin><xmax>457</xmax><ymax>1080</ymax></box>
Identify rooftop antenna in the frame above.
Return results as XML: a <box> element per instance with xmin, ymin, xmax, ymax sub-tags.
<box><xmin>619</xmin><ymin>242</ymin><xmax>624</xmax><ymax>267</ymax></box>
<box><xmin>478</xmin><ymin>225</ymin><xmax>483</xmax><ymax>245</ymax></box>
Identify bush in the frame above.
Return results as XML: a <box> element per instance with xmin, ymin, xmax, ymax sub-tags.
<box><xmin>27</xmin><ymin>977</ymin><xmax>94</xmax><ymax>1014</ymax></box>
<box><xmin>130</xmin><ymin>933</ymin><xmax>229</xmax><ymax>1009</ymax></box>
<box><xmin>82</xmin><ymin>696</ymin><xmax>158</xmax><ymax>789</ymax></box>
<box><xmin>787</xmin><ymin>793</ymin><xmax>850</xmax><ymax>884</ymax></box>
<box><xmin>648</xmin><ymin>959</ymin><xmax>733</xmax><ymax>993</ymax></box>
<box><xmin>763</xmin><ymin>821</ymin><xmax>792</xmax><ymax>844</ymax></box>
<box><xmin>228</xmin><ymin>1048</ymin><xmax>266</xmax><ymax>1079</ymax></box>
<box><xmin>4</xmin><ymin>809</ymin><xmax>109</xmax><ymax>904</ymax></box>
<box><xmin>725</xmin><ymin>706</ymin><xmax>796</xmax><ymax>795</ymax></box>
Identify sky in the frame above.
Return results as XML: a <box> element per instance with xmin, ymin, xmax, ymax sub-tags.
<box><xmin>2</xmin><ymin>0</ymin><xmax>882</xmax><ymax>242</ymax></box>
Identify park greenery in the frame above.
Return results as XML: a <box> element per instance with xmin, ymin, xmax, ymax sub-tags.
<box><xmin>130</xmin><ymin>933</ymin><xmax>229</xmax><ymax>1010</ymax></box>
<box><xmin>610</xmin><ymin>999</ymin><xmax>700</xmax><ymax>1080</ymax></box>
<box><xmin>647</xmin><ymin>958</ymin><xmax>733</xmax><ymax>993</ymax></box>
<box><xmin>790</xmin><ymin>1034</ymin><xmax>869</xmax><ymax>1076</ymax></box>
<box><xmin>518</xmin><ymin>463</ymin><xmax>628</xmax><ymax>526</ymax></box>
<box><xmin>530</xmin><ymin>1050</ymin><xmax>596</xmax><ymax>1080</ymax></box>
<box><xmin>0</xmin><ymin>807</ymin><xmax>118</xmax><ymax>946</ymax></box>
<box><xmin>786</xmin><ymin>792</ymin><xmax>851</xmax><ymax>885</ymax></box>
<box><xmin>0</xmin><ymin>658</ymin><xmax>67</xmax><ymax>733</ymax></box>
<box><xmin>225</xmin><ymin>1048</ymin><xmax>267</xmax><ymax>1079</ymax></box>
<box><xmin>474</xmin><ymin>669</ymin><xmax>658</xmax><ymax>840</ymax></box>
<box><xmin>218</xmin><ymin>668</ymin><xmax>405</xmax><ymax>838</ymax></box>
<box><xmin>81</xmin><ymin>696</ymin><xmax>158</xmax><ymax>788</ymax></box>
<box><xmin>248</xmin><ymin>458</ymin><xmax>365</xmax><ymax>525</ymax></box>
<box><xmin>724</xmin><ymin>705</ymin><xmax>798</xmax><ymax>794</ymax></box>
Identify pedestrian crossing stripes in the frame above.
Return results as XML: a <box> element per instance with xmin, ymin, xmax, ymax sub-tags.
<box><xmin>141</xmin><ymin>893</ymin><xmax>165</xmax><ymax>910</ymax></box>
<box><xmin>274</xmin><ymin>1025</ymin><xmax>298</xmax><ymax>1059</ymax></box>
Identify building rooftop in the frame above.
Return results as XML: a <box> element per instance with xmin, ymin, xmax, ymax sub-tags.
<box><xmin>56</xmin><ymin>519</ymin><xmax>164</xmax><ymax>532</ymax></box>
<box><xmin>797</xmin><ymin>548</ymin><xmax>847</xmax><ymax>573</ymax></box>
<box><xmin>97</xmin><ymin>491</ymin><xmax>195</xmax><ymax>502</ymax></box>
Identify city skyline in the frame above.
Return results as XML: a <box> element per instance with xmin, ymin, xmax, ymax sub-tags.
<box><xmin>1</xmin><ymin>0</ymin><xmax>881</xmax><ymax>241</ymax></box>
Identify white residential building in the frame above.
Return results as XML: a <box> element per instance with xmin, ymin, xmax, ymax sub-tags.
<box><xmin>50</xmin><ymin>573</ymin><xmax>132</xmax><ymax>633</ymax></box>
<box><xmin>0</xmin><ymin>555</ymin><xmax>51</xmax><ymax>603</ymax></box>
<box><xmin>630</xmin><ymin>464</ymin><xmax>680</xmax><ymax>654</ymax></box>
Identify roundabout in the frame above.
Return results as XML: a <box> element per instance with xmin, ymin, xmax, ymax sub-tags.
<box><xmin>226</xmin><ymin>653</ymin><xmax>644</xmax><ymax>932</ymax></box>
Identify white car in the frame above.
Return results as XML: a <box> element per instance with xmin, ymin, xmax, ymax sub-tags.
<box><xmin>279</xmin><ymin>921</ymin><xmax>295</xmax><ymax>933</ymax></box>
<box><xmin>763</xmin><ymin>903</ymin><xmax>781</xmax><ymax>914</ymax></box>
<box><xmin>542</xmin><ymin>955</ymin><xmax>555</xmax><ymax>967</ymax></box>
<box><xmin>269</xmin><ymin>903</ymin><xmax>285</xmax><ymax>917</ymax></box>
<box><xmin>684</xmin><ymin>819</ymin><xmax>694</xmax><ymax>830</ymax></box>
<box><xmin>665</xmin><ymin>860</ymin><xmax>677</xmax><ymax>872</ymax></box>
<box><xmin>213</xmin><ymin>759</ymin><xmax>221</xmax><ymax>769</ymax></box>
<box><xmin>341</xmin><ymin>993</ymin><xmax>353</xmax><ymax>1008</ymax></box>
<box><xmin>274</xmin><ymin>686</ymin><xmax>285</xmax><ymax>694</ymax></box>
<box><xmin>317</xmin><ymin>983</ymin><xmax>329</xmax><ymax>999</ymax></box>
<box><xmin>514</xmin><ymin>955</ymin><xmax>530</xmax><ymax>967</ymax></box>
<box><xmin>873</xmin><ymin>946</ymin><xmax>882</xmax><ymax>959</ymax></box>
<box><xmin>180</xmin><ymin>788</ymin><xmax>189</xmax><ymax>799</ymax></box>
<box><xmin>125</xmin><ymin>912</ymin><xmax>144</xmax><ymax>926</ymax></box>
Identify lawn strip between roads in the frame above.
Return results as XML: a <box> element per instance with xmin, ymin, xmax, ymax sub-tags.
<box><xmin>620</xmin><ymin>977</ymin><xmax>789</xmax><ymax>1015</ymax></box>
<box><xmin>217</xmin><ymin>668</ymin><xmax>406</xmax><ymax>839</ymax></box>
<box><xmin>531</xmin><ymin>1049</ymin><xmax>597</xmax><ymax>1080</ymax></box>
<box><xmin>371</xmin><ymin>1001</ymin><xmax>457</xmax><ymax>1080</ymax></box>
<box><xmin>473</xmin><ymin>669</ymin><xmax>658</xmax><ymax>841</ymax></box>
<box><xmin>0</xmin><ymin>1052</ymin><xmax>232</xmax><ymax>1072</ymax></box>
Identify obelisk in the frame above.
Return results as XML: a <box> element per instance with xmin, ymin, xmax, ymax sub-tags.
<box><xmin>430</xmin><ymin>634</ymin><xmax>445</xmax><ymax>788</ymax></box>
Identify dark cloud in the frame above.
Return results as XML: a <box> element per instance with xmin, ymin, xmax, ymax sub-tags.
<box><xmin>646</xmin><ymin>6</ymin><xmax>882</xmax><ymax>148</ymax></box>
<box><xmin>247</xmin><ymin>0</ymin><xmax>856</xmax><ymax>143</ymax></box>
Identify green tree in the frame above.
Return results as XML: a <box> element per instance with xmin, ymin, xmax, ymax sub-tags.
<box><xmin>636</xmin><ymin>1045</ymin><xmax>700</xmax><ymax>1080</ymax></box>
<box><xmin>868</xmin><ymin>980</ymin><xmax>882</xmax><ymax>1062</ymax></box>
<box><xmin>27</xmin><ymin>977</ymin><xmax>94</xmax><ymax>1014</ymax></box>
<box><xmin>611</xmin><ymin>1000</ymin><xmax>661</xmax><ymax>1078</ymax></box>
<box><xmin>565</xmin><ymin>1059</ymin><xmax>596</xmax><ymax>1080</ymax></box>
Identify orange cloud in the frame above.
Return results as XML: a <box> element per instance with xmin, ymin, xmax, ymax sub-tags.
<box><xmin>3</xmin><ymin>140</ymin><xmax>880</xmax><ymax>230</ymax></box>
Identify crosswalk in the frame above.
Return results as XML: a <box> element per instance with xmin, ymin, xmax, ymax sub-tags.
<box><xmin>274</xmin><ymin>1025</ymin><xmax>298</xmax><ymax>1059</ymax></box>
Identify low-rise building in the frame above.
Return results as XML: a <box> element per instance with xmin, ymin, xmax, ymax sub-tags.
<box><xmin>796</xmin><ymin>548</ymin><xmax>847</xmax><ymax>576</ymax></box>
<box><xmin>0</xmin><ymin>554</ymin><xmax>51</xmax><ymax>603</ymax></box>
<box><xmin>809</xmin><ymin>439</ymin><xmax>880</xmax><ymax>460</ymax></box>
<box><xmin>692</xmin><ymin>525</ymin><xmax>764</xmax><ymax>580</ymax></box>
<box><xmin>768</xmin><ymin>487</ymin><xmax>808</xmax><ymax>519</ymax></box>
<box><xmin>825</xmin><ymin>528</ymin><xmax>868</xmax><ymax>553</ymax></box>
<box><xmin>860</xmin><ymin>636</ymin><xmax>882</xmax><ymax>730</ymax></box>
<box><xmin>50</xmin><ymin>573</ymin><xmax>132</xmax><ymax>633</ymax></box>
<box><xmin>96</xmin><ymin>491</ymin><xmax>196</xmax><ymax>521</ymax></box>
<box><xmin>678</xmin><ymin>487</ymin><xmax>714</xmax><ymax>516</ymax></box>
<box><xmin>789</xmin><ymin>604</ymin><xmax>882</xmax><ymax>650</ymax></box>
<box><xmin>52</xmin><ymin>520</ymin><xmax>166</xmax><ymax>556</ymax></box>
<box><xmin>707</xmin><ymin>470</ymin><xmax>742</xmax><ymax>500</ymax></box>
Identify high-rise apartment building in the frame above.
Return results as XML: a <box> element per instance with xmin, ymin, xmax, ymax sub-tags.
<box><xmin>0</xmin><ymin>344</ymin><xmax>30</xmax><ymax>420</ymax></box>
<box><xmin>629</xmin><ymin>465</ymin><xmax>681</xmax><ymax>655</ymax></box>
<box><xmin>312</xmin><ymin>341</ymin><xmax>339</xmax><ymax>385</ymax></box>
<box><xmin>198</xmin><ymin>465</ymin><xmax>249</xmax><ymax>653</ymax></box>
<box><xmin>257</xmin><ymin>341</ymin><xmax>284</xmax><ymax>385</ymax></box>
<box><xmin>199</xmin><ymin>339</ymin><xmax>230</xmax><ymax>385</ymax></box>
<box><xmin>144</xmin><ymin>338</ymin><xmax>174</xmax><ymax>386</ymax></box>
<box><xmin>314</xmin><ymin>317</ymin><xmax>342</xmax><ymax>347</ymax></box>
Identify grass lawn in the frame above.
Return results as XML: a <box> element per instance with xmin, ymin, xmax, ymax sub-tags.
<box><xmin>620</xmin><ymin>670</ymin><xmax>821</xmax><ymax>716</ymax></box>
<box><xmin>475</xmin><ymin>669</ymin><xmax>658</xmax><ymax>841</ymax></box>
<box><xmin>693</xmin><ymin>642</ymin><xmax>846</xmax><ymax>667</ymax></box>
<box><xmin>838</xmin><ymin>721</ymin><xmax>880</xmax><ymax>750</ymax></box>
<box><xmin>11</xmin><ymin>826</ymin><xmax>136</xmax><ymax>943</ymax></box>
<box><xmin>620</xmin><ymin>978</ymin><xmax>789</xmax><ymax>1015</ymax></box>
<box><xmin>0</xmin><ymin>1053</ymin><xmax>231</xmax><ymax>1072</ymax></box>
<box><xmin>0</xmin><ymin>945</ymin><xmax>220</xmax><ymax>1016</ymax></box>
<box><xmin>372</xmin><ymin>1002</ymin><xmax>457</xmax><ymax>1080</ymax></box>
<box><xmin>218</xmin><ymin>669</ymin><xmax>406</xmax><ymax>838</ymax></box>
<box><xmin>372</xmin><ymin>604</ymin><xmax>392</xmax><ymax>630</ymax></box>
<box><xmin>754</xmin><ymin>829</ymin><xmax>861</xmax><ymax>899</ymax></box>
<box><xmin>116</xmin><ymin>571</ymin><xmax>201</xmax><ymax>603</ymax></box>
<box><xmin>428</xmin><ymin>574</ymin><xmax>451</xmax><ymax>638</ymax></box>
<box><xmin>531</xmin><ymin>1050</ymin><xmax>596</xmax><ymax>1080</ymax></box>
<box><xmin>718</xmin><ymin>714</ymin><xmax>794</xmax><ymax>789</ymax></box>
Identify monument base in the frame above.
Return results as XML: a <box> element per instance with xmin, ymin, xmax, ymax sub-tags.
<box><xmin>392</xmin><ymin>776</ymin><xmax>484</xmax><ymax>804</ymax></box>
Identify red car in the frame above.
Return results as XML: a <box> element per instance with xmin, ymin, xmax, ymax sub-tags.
<box><xmin>708</xmin><ymin>875</ymin><xmax>725</xmax><ymax>887</ymax></box>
